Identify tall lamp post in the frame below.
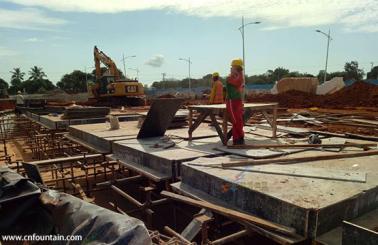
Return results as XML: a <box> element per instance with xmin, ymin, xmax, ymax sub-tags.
<box><xmin>179</xmin><ymin>57</ymin><xmax>192</xmax><ymax>94</ymax></box>
<box><xmin>128</xmin><ymin>67</ymin><xmax>140</xmax><ymax>80</ymax></box>
<box><xmin>121</xmin><ymin>54</ymin><xmax>136</xmax><ymax>79</ymax></box>
<box><xmin>84</xmin><ymin>66</ymin><xmax>95</xmax><ymax>92</ymax></box>
<box><xmin>316</xmin><ymin>29</ymin><xmax>332</xmax><ymax>83</ymax></box>
<box><xmin>238</xmin><ymin>17</ymin><xmax>261</xmax><ymax>99</ymax></box>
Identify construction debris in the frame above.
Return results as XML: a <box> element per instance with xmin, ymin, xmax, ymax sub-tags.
<box><xmin>1</xmin><ymin>91</ymin><xmax>378</xmax><ymax>245</ymax></box>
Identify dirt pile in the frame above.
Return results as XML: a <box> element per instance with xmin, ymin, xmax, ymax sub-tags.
<box><xmin>323</xmin><ymin>81</ymin><xmax>378</xmax><ymax>107</ymax></box>
<box><xmin>247</xmin><ymin>81</ymin><xmax>378</xmax><ymax>108</ymax></box>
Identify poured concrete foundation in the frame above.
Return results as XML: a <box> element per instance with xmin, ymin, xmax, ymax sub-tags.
<box><xmin>68</xmin><ymin>122</ymin><xmax>219</xmax><ymax>153</ymax></box>
<box><xmin>110</xmin><ymin>137</ymin><xmax>224</xmax><ymax>180</ymax></box>
<box><xmin>36</xmin><ymin>114</ymin><xmax>140</xmax><ymax>130</ymax></box>
<box><xmin>177</xmin><ymin>154</ymin><xmax>378</xmax><ymax>239</ymax></box>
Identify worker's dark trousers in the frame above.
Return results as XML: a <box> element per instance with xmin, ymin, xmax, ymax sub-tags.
<box><xmin>226</xmin><ymin>99</ymin><xmax>244</xmax><ymax>143</ymax></box>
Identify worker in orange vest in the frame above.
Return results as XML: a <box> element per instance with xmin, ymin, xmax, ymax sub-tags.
<box><xmin>226</xmin><ymin>59</ymin><xmax>245</xmax><ymax>145</ymax></box>
<box><xmin>209</xmin><ymin>72</ymin><xmax>224</xmax><ymax>104</ymax></box>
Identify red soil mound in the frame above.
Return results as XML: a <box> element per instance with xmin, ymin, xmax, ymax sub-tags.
<box><xmin>247</xmin><ymin>82</ymin><xmax>378</xmax><ymax>108</ymax></box>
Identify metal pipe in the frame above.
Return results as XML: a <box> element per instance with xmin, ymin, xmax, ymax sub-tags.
<box><xmin>211</xmin><ymin>229</ymin><xmax>249</xmax><ymax>245</ymax></box>
<box><xmin>163</xmin><ymin>226</ymin><xmax>191</xmax><ymax>244</ymax></box>
<box><xmin>111</xmin><ymin>185</ymin><xmax>143</xmax><ymax>208</ymax></box>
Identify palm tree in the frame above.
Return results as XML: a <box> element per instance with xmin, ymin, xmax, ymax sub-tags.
<box><xmin>28</xmin><ymin>66</ymin><xmax>46</xmax><ymax>80</ymax></box>
<box><xmin>10</xmin><ymin>68</ymin><xmax>25</xmax><ymax>81</ymax></box>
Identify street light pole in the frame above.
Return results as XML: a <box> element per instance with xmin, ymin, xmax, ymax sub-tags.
<box><xmin>316</xmin><ymin>29</ymin><xmax>332</xmax><ymax>83</ymax></box>
<box><xmin>121</xmin><ymin>54</ymin><xmax>136</xmax><ymax>79</ymax></box>
<box><xmin>189</xmin><ymin>57</ymin><xmax>191</xmax><ymax>93</ymax></box>
<box><xmin>84</xmin><ymin>66</ymin><xmax>94</xmax><ymax>92</ymax></box>
<box><xmin>238</xmin><ymin>17</ymin><xmax>261</xmax><ymax>100</ymax></box>
<box><xmin>179</xmin><ymin>57</ymin><xmax>192</xmax><ymax>94</ymax></box>
<box><xmin>162</xmin><ymin>72</ymin><xmax>166</xmax><ymax>90</ymax></box>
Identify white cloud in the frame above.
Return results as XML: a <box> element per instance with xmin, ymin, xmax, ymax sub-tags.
<box><xmin>0</xmin><ymin>46</ymin><xmax>18</xmax><ymax>56</ymax></box>
<box><xmin>145</xmin><ymin>55</ymin><xmax>165</xmax><ymax>67</ymax></box>
<box><xmin>25</xmin><ymin>37</ymin><xmax>42</xmax><ymax>42</ymax></box>
<box><xmin>0</xmin><ymin>8</ymin><xmax>67</xmax><ymax>30</ymax></box>
<box><xmin>5</xmin><ymin>0</ymin><xmax>378</xmax><ymax>32</ymax></box>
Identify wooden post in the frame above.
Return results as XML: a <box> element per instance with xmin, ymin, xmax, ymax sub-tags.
<box><xmin>188</xmin><ymin>108</ymin><xmax>193</xmax><ymax>141</ymax></box>
<box><xmin>222</xmin><ymin>108</ymin><xmax>228</xmax><ymax>141</ymax></box>
<box><xmin>272</xmin><ymin>105</ymin><xmax>277</xmax><ymax>138</ymax></box>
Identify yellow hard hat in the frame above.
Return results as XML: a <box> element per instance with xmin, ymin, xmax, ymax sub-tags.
<box><xmin>231</xmin><ymin>58</ymin><xmax>243</xmax><ymax>67</ymax></box>
<box><xmin>212</xmin><ymin>72</ymin><xmax>219</xmax><ymax>77</ymax></box>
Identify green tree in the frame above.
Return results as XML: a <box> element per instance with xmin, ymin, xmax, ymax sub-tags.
<box><xmin>22</xmin><ymin>79</ymin><xmax>55</xmax><ymax>94</ymax></box>
<box><xmin>23</xmin><ymin>66</ymin><xmax>54</xmax><ymax>94</ymax></box>
<box><xmin>9</xmin><ymin>68</ymin><xmax>25</xmax><ymax>94</ymax></box>
<box><xmin>28</xmin><ymin>66</ymin><xmax>46</xmax><ymax>80</ymax></box>
<box><xmin>0</xmin><ymin>78</ymin><xmax>9</xmax><ymax>89</ymax></box>
<box><xmin>272</xmin><ymin>67</ymin><xmax>290</xmax><ymax>81</ymax></box>
<box><xmin>57</xmin><ymin>70</ymin><xmax>92</xmax><ymax>93</ymax></box>
<box><xmin>367</xmin><ymin>66</ymin><xmax>378</xmax><ymax>80</ymax></box>
<box><xmin>0</xmin><ymin>78</ymin><xmax>9</xmax><ymax>98</ymax></box>
<box><xmin>344</xmin><ymin>61</ymin><xmax>364</xmax><ymax>81</ymax></box>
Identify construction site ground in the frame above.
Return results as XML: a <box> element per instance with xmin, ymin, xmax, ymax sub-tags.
<box><xmin>1</xmin><ymin>92</ymin><xmax>378</xmax><ymax>245</ymax></box>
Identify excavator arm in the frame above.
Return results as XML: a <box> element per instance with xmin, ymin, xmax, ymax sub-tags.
<box><xmin>93</xmin><ymin>46</ymin><xmax>120</xmax><ymax>80</ymax></box>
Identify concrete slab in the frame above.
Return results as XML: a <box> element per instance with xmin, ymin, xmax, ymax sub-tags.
<box><xmin>179</xmin><ymin>153</ymin><xmax>378</xmax><ymax>238</ymax></box>
<box><xmin>110</xmin><ymin>136</ymin><xmax>224</xmax><ymax>179</ymax></box>
<box><xmin>214</xmin><ymin>136</ymin><xmax>310</xmax><ymax>159</ymax></box>
<box><xmin>68</xmin><ymin>122</ymin><xmax>219</xmax><ymax>153</ymax></box>
<box><xmin>69</xmin><ymin>121</ymin><xmax>140</xmax><ymax>152</ymax></box>
<box><xmin>38</xmin><ymin>114</ymin><xmax>140</xmax><ymax>130</ymax></box>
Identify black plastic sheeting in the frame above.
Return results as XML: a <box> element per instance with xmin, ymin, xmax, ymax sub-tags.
<box><xmin>41</xmin><ymin>190</ymin><xmax>151</xmax><ymax>245</ymax></box>
<box><xmin>1</xmin><ymin>167</ymin><xmax>151</xmax><ymax>244</ymax></box>
<box><xmin>0</xmin><ymin>167</ymin><xmax>42</xmax><ymax>232</ymax></box>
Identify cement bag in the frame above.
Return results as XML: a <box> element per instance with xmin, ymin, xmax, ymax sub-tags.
<box><xmin>316</xmin><ymin>77</ymin><xmax>345</xmax><ymax>95</ymax></box>
<box><xmin>276</xmin><ymin>77</ymin><xmax>319</xmax><ymax>94</ymax></box>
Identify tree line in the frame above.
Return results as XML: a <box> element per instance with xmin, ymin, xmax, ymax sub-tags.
<box><xmin>1</xmin><ymin>60</ymin><xmax>377</xmax><ymax>95</ymax></box>
<box><xmin>0</xmin><ymin>67</ymin><xmax>55</xmax><ymax>95</ymax></box>
<box><xmin>151</xmin><ymin>61</ymin><xmax>374</xmax><ymax>89</ymax></box>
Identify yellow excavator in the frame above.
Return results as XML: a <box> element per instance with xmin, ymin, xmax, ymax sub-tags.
<box><xmin>88</xmin><ymin>46</ymin><xmax>145</xmax><ymax>106</ymax></box>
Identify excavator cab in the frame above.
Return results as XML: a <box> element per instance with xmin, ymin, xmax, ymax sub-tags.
<box><xmin>89</xmin><ymin>46</ymin><xmax>145</xmax><ymax>106</ymax></box>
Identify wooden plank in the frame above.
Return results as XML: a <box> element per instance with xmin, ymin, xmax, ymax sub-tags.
<box><xmin>210</xmin><ymin>113</ymin><xmax>227</xmax><ymax>145</ymax></box>
<box><xmin>221</xmin><ymin>150</ymin><xmax>378</xmax><ymax>168</ymax></box>
<box><xmin>188</xmin><ymin>108</ymin><xmax>193</xmax><ymax>140</ymax></box>
<box><xmin>164</xmin><ymin>226</ymin><xmax>191</xmax><ymax>244</ymax></box>
<box><xmin>310</xmin><ymin>130</ymin><xmax>347</xmax><ymax>138</ymax></box>
<box><xmin>160</xmin><ymin>191</ymin><xmax>296</xmax><ymax>236</ymax></box>
<box><xmin>222</xmin><ymin>109</ymin><xmax>228</xmax><ymax>141</ymax></box>
<box><xmin>188</xmin><ymin>112</ymin><xmax>210</xmax><ymax>136</ymax></box>
<box><xmin>211</xmin><ymin>229</ymin><xmax>249</xmax><ymax>245</ymax></box>
<box><xmin>350</xmin><ymin>118</ymin><xmax>378</xmax><ymax>126</ymax></box>
<box><xmin>225</xmin><ymin>164</ymin><xmax>366</xmax><ymax>183</ymax></box>
<box><xmin>346</xmin><ymin>133</ymin><xmax>378</xmax><ymax>142</ymax></box>
<box><xmin>171</xmin><ymin>182</ymin><xmax>306</xmax><ymax>244</ymax></box>
<box><xmin>189</xmin><ymin>103</ymin><xmax>278</xmax><ymax>110</ymax></box>
<box><xmin>25</xmin><ymin>153</ymin><xmax>103</xmax><ymax>166</ymax></box>
<box><xmin>181</xmin><ymin>209</ymin><xmax>213</xmax><ymax>241</ymax></box>
<box><xmin>227</xmin><ymin>143</ymin><xmax>377</xmax><ymax>150</ymax></box>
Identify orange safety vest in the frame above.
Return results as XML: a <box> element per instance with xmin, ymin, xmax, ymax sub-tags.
<box><xmin>209</xmin><ymin>80</ymin><xmax>224</xmax><ymax>104</ymax></box>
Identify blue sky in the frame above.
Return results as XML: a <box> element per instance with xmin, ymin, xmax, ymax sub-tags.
<box><xmin>0</xmin><ymin>0</ymin><xmax>377</xmax><ymax>85</ymax></box>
